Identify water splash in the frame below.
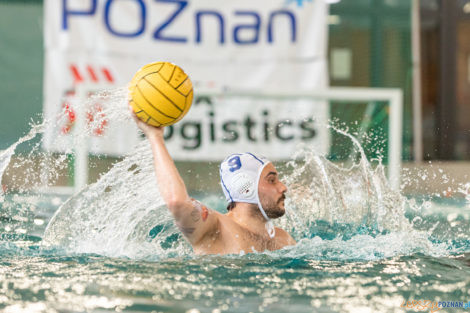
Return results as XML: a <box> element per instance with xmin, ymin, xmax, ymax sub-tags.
<box><xmin>278</xmin><ymin>126</ymin><xmax>412</xmax><ymax>238</ymax></box>
<box><xmin>43</xmin><ymin>143</ymin><xmax>192</xmax><ymax>260</ymax></box>
<box><xmin>1</xmin><ymin>88</ymin><xmax>469</xmax><ymax>260</ymax></box>
<box><xmin>273</xmin><ymin>125</ymin><xmax>469</xmax><ymax>258</ymax></box>
<box><xmin>38</xmin><ymin>87</ymin><xmax>191</xmax><ymax>259</ymax></box>
<box><xmin>42</xmin><ymin>87</ymin><xmax>134</xmax><ymax>155</ymax></box>
<box><xmin>42</xmin><ymin>122</ymin><xmax>466</xmax><ymax>260</ymax></box>
<box><xmin>0</xmin><ymin>123</ymin><xmax>45</xmax><ymax>198</ymax></box>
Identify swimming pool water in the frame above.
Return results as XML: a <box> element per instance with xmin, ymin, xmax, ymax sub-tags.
<box><xmin>1</xmin><ymin>193</ymin><xmax>469</xmax><ymax>313</ymax></box>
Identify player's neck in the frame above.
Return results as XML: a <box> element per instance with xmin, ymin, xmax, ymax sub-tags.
<box><xmin>228</xmin><ymin>202</ymin><xmax>269</xmax><ymax>236</ymax></box>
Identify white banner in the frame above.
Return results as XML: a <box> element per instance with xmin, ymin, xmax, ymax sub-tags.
<box><xmin>43</xmin><ymin>0</ymin><xmax>330</xmax><ymax>159</ymax></box>
<box><xmin>165</xmin><ymin>94</ymin><xmax>328</xmax><ymax>160</ymax></box>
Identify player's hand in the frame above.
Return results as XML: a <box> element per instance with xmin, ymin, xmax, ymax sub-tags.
<box><xmin>128</xmin><ymin>104</ymin><xmax>164</xmax><ymax>139</ymax></box>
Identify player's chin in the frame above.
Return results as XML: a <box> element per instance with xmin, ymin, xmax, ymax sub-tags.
<box><xmin>276</xmin><ymin>208</ymin><xmax>286</xmax><ymax>218</ymax></box>
<box><xmin>269</xmin><ymin>205</ymin><xmax>285</xmax><ymax>219</ymax></box>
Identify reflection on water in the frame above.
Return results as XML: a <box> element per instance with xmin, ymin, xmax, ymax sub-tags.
<box><xmin>0</xmin><ymin>245</ymin><xmax>469</xmax><ymax>313</ymax></box>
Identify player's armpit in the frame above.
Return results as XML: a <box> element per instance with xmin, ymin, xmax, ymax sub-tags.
<box><xmin>174</xmin><ymin>199</ymin><xmax>219</xmax><ymax>245</ymax></box>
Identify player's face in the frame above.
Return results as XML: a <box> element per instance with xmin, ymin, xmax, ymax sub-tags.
<box><xmin>258</xmin><ymin>163</ymin><xmax>288</xmax><ymax>219</ymax></box>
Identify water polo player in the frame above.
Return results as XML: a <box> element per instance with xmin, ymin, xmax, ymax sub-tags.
<box><xmin>130</xmin><ymin>108</ymin><xmax>296</xmax><ymax>255</ymax></box>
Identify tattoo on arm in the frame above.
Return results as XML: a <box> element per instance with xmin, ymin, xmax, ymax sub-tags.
<box><xmin>201</xmin><ymin>205</ymin><xmax>208</xmax><ymax>221</ymax></box>
<box><xmin>190</xmin><ymin>199</ymin><xmax>209</xmax><ymax>222</ymax></box>
<box><xmin>176</xmin><ymin>200</ymin><xmax>212</xmax><ymax>239</ymax></box>
<box><xmin>190</xmin><ymin>209</ymin><xmax>200</xmax><ymax>222</ymax></box>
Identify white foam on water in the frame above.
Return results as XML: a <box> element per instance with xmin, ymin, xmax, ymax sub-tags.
<box><xmin>271</xmin><ymin>231</ymin><xmax>450</xmax><ymax>261</ymax></box>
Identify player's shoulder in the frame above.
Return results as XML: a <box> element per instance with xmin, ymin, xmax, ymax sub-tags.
<box><xmin>274</xmin><ymin>227</ymin><xmax>288</xmax><ymax>235</ymax></box>
<box><xmin>275</xmin><ymin>227</ymin><xmax>296</xmax><ymax>245</ymax></box>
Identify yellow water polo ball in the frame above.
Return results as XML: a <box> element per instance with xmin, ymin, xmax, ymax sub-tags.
<box><xmin>128</xmin><ymin>61</ymin><xmax>193</xmax><ymax>127</ymax></box>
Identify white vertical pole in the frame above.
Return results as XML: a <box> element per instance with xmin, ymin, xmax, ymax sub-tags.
<box><xmin>412</xmin><ymin>0</ymin><xmax>423</xmax><ymax>162</ymax></box>
<box><xmin>388</xmin><ymin>89</ymin><xmax>403</xmax><ymax>190</ymax></box>
<box><xmin>74</xmin><ymin>84</ymin><xmax>89</xmax><ymax>192</ymax></box>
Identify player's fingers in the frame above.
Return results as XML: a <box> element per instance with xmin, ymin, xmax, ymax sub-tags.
<box><xmin>128</xmin><ymin>105</ymin><xmax>140</xmax><ymax>123</ymax></box>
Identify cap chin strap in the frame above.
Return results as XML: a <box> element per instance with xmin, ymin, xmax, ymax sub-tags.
<box><xmin>265</xmin><ymin>220</ymin><xmax>275</xmax><ymax>238</ymax></box>
<box><xmin>255</xmin><ymin>162</ymin><xmax>276</xmax><ymax>239</ymax></box>
<box><xmin>257</xmin><ymin>203</ymin><xmax>275</xmax><ymax>239</ymax></box>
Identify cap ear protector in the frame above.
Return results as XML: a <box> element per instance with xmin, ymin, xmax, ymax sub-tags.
<box><xmin>220</xmin><ymin>152</ymin><xmax>276</xmax><ymax>238</ymax></box>
<box><xmin>231</xmin><ymin>172</ymin><xmax>255</xmax><ymax>198</ymax></box>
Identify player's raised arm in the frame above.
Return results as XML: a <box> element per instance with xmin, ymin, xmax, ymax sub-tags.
<box><xmin>129</xmin><ymin>108</ymin><xmax>219</xmax><ymax>246</ymax></box>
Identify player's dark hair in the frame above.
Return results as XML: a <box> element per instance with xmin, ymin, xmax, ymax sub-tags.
<box><xmin>226</xmin><ymin>202</ymin><xmax>236</xmax><ymax>211</ymax></box>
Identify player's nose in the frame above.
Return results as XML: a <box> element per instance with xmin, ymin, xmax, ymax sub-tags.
<box><xmin>278</xmin><ymin>181</ymin><xmax>288</xmax><ymax>194</ymax></box>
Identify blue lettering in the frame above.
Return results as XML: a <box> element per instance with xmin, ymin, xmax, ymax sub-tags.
<box><xmin>228</xmin><ymin>156</ymin><xmax>242</xmax><ymax>172</ymax></box>
<box><xmin>233</xmin><ymin>11</ymin><xmax>261</xmax><ymax>44</ymax></box>
<box><xmin>153</xmin><ymin>0</ymin><xmax>188</xmax><ymax>43</ymax></box>
<box><xmin>196</xmin><ymin>11</ymin><xmax>225</xmax><ymax>44</ymax></box>
<box><xmin>267</xmin><ymin>10</ymin><xmax>296</xmax><ymax>43</ymax></box>
<box><xmin>62</xmin><ymin>1</ymin><xmax>298</xmax><ymax>45</ymax></box>
<box><xmin>104</xmin><ymin>0</ymin><xmax>145</xmax><ymax>38</ymax></box>
<box><xmin>62</xmin><ymin>0</ymin><xmax>97</xmax><ymax>30</ymax></box>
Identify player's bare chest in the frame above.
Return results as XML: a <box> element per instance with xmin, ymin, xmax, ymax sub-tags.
<box><xmin>221</xmin><ymin>222</ymin><xmax>283</xmax><ymax>253</ymax></box>
<box><xmin>194</xmin><ymin>219</ymin><xmax>284</xmax><ymax>255</ymax></box>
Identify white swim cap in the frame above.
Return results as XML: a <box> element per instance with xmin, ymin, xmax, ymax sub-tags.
<box><xmin>220</xmin><ymin>152</ymin><xmax>275</xmax><ymax>238</ymax></box>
